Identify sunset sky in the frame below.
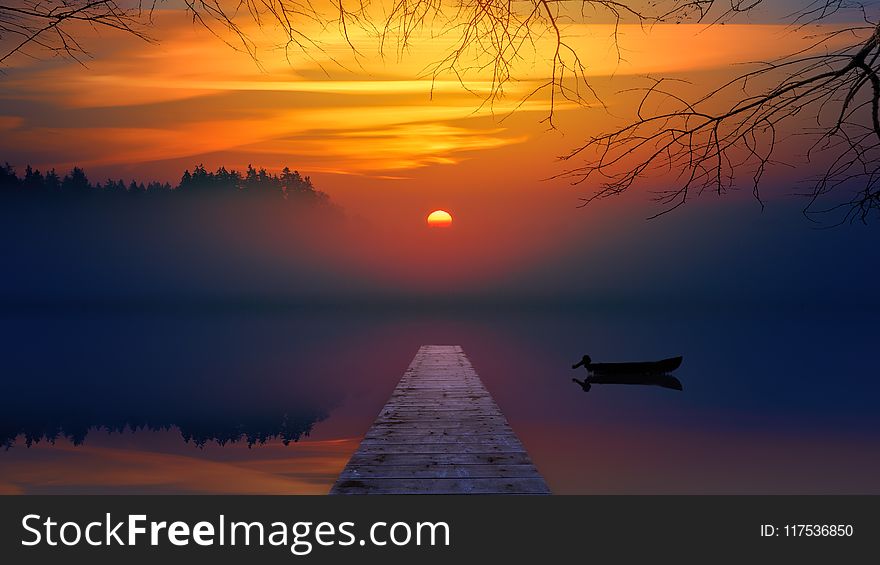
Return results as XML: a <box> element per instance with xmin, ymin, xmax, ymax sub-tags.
<box><xmin>1</xmin><ymin>14</ymin><xmax>848</xmax><ymax>181</ymax></box>
<box><xmin>1</xmin><ymin>4</ymin><xmax>877</xmax><ymax>302</ymax></box>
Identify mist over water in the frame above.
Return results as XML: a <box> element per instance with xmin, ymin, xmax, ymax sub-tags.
<box><xmin>1</xmin><ymin>174</ymin><xmax>878</xmax><ymax>493</ymax></box>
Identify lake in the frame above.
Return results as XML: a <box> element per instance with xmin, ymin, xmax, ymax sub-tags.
<box><xmin>1</xmin><ymin>305</ymin><xmax>878</xmax><ymax>494</ymax></box>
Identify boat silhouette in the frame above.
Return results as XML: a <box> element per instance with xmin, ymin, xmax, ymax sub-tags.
<box><xmin>571</xmin><ymin>354</ymin><xmax>684</xmax><ymax>392</ymax></box>
<box><xmin>572</xmin><ymin>354</ymin><xmax>682</xmax><ymax>375</ymax></box>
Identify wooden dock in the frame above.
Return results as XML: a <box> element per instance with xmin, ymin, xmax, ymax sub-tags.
<box><xmin>330</xmin><ymin>345</ymin><xmax>550</xmax><ymax>494</ymax></box>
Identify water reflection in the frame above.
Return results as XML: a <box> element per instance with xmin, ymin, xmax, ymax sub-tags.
<box><xmin>0</xmin><ymin>313</ymin><xmax>352</xmax><ymax>450</ymax></box>
<box><xmin>2</xmin><ymin>404</ymin><xmax>330</xmax><ymax>449</ymax></box>
<box><xmin>1</xmin><ymin>307</ymin><xmax>879</xmax><ymax>494</ymax></box>
<box><xmin>572</xmin><ymin>374</ymin><xmax>683</xmax><ymax>392</ymax></box>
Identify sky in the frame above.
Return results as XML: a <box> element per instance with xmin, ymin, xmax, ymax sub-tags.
<box><xmin>0</xmin><ymin>3</ymin><xmax>878</xmax><ymax>304</ymax></box>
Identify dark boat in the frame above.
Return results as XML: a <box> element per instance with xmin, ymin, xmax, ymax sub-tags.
<box><xmin>572</xmin><ymin>355</ymin><xmax>682</xmax><ymax>375</ymax></box>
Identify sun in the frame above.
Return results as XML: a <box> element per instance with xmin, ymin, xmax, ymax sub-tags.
<box><xmin>426</xmin><ymin>209</ymin><xmax>453</xmax><ymax>228</ymax></box>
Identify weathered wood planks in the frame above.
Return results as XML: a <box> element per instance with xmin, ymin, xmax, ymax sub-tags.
<box><xmin>330</xmin><ymin>345</ymin><xmax>550</xmax><ymax>495</ymax></box>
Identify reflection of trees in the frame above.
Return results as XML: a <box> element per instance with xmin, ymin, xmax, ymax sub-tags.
<box><xmin>1</xmin><ymin>389</ymin><xmax>334</xmax><ymax>449</ymax></box>
<box><xmin>1</xmin><ymin>410</ymin><xmax>329</xmax><ymax>449</ymax></box>
<box><xmin>0</xmin><ymin>162</ymin><xmax>330</xmax><ymax>203</ymax></box>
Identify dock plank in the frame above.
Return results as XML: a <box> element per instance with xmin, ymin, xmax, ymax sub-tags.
<box><xmin>332</xmin><ymin>478</ymin><xmax>550</xmax><ymax>495</ymax></box>
<box><xmin>330</xmin><ymin>345</ymin><xmax>550</xmax><ymax>495</ymax></box>
<box><xmin>338</xmin><ymin>464</ymin><xmax>543</xmax><ymax>479</ymax></box>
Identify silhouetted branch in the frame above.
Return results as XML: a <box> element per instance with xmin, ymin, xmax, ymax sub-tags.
<box><xmin>557</xmin><ymin>5</ymin><xmax>880</xmax><ymax>222</ymax></box>
<box><xmin>0</xmin><ymin>1</ymin><xmax>153</xmax><ymax>64</ymax></box>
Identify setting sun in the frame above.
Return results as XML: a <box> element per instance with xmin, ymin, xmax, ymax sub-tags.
<box><xmin>427</xmin><ymin>210</ymin><xmax>453</xmax><ymax>228</ymax></box>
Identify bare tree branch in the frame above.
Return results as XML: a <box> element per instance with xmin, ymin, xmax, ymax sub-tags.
<box><xmin>556</xmin><ymin>3</ymin><xmax>880</xmax><ymax>223</ymax></box>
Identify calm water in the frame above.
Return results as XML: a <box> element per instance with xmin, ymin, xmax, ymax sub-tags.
<box><xmin>1</xmin><ymin>306</ymin><xmax>878</xmax><ymax>494</ymax></box>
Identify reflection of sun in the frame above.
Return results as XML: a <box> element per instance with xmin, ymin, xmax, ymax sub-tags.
<box><xmin>427</xmin><ymin>209</ymin><xmax>453</xmax><ymax>228</ymax></box>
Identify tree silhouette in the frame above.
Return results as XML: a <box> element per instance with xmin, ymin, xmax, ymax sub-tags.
<box><xmin>0</xmin><ymin>0</ymin><xmax>149</xmax><ymax>65</ymax></box>
<box><xmin>0</xmin><ymin>0</ymin><xmax>325</xmax><ymax>64</ymax></box>
<box><xmin>0</xmin><ymin>162</ymin><xmax>16</xmax><ymax>190</ymax></box>
<box><xmin>44</xmin><ymin>168</ymin><xmax>61</xmax><ymax>191</ymax></box>
<box><xmin>22</xmin><ymin>165</ymin><xmax>43</xmax><ymax>191</ymax></box>
<box><xmin>556</xmin><ymin>2</ymin><xmax>880</xmax><ymax>222</ymax></box>
<box><xmin>0</xmin><ymin>162</ymin><xmax>331</xmax><ymax>205</ymax></box>
<box><xmin>2</xmin><ymin>1</ymin><xmax>878</xmax><ymax>220</ymax></box>
<box><xmin>61</xmin><ymin>166</ymin><xmax>89</xmax><ymax>192</ymax></box>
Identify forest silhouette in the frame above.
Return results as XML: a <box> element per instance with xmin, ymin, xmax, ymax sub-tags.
<box><xmin>0</xmin><ymin>162</ymin><xmax>331</xmax><ymax>205</ymax></box>
<box><xmin>0</xmin><ymin>160</ymin><xmax>351</xmax><ymax>305</ymax></box>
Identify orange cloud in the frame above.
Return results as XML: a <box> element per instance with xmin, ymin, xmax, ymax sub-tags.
<box><xmin>0</xmin><ymin>12</ymin><xmax>860</xmax><ymax>180</ymax></box>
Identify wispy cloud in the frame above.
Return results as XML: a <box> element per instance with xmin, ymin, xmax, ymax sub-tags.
<box><xmin>0</xmin><ymin>12</ymin><xmax>856</xmax><ymax>178</ymax></box>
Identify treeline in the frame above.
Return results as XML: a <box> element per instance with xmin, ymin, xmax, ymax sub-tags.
<box><xmin>0</xmin><ymin>162</ymin><xmax>330</xmax><ymax>203</ymax></box>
